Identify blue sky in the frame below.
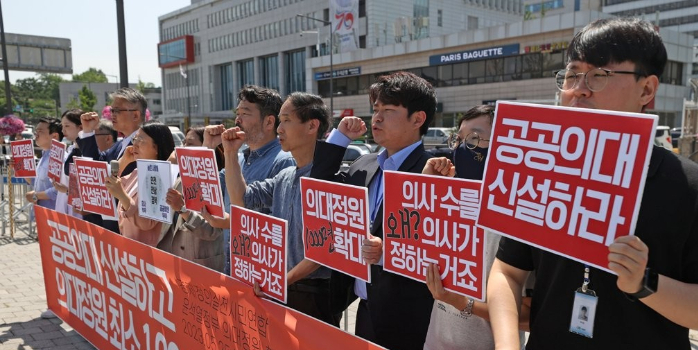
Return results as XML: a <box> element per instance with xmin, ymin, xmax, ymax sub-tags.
<box><xmin>3</xmin><ymin>0</ymin><xmax>191</xmax><ymax>86</ymax></box>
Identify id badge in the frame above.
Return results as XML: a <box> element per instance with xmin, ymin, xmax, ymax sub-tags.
<box><xmin>569</xmin><ymin>288</ymin><xmax>597</xmax><ymax>338</ymax></box>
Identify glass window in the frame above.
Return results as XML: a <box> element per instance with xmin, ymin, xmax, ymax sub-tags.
<box><xmin>452</xmin><ymin>62</ymin><xmax>468</xmax><ymax>86</ymax></box>
<box><xmin>522</xmin><ymin>53</ymin><xmax>543</xmax><ymax>79</ymax></box>
<box><xmin>486</xmin><ymin>58</ymin><xmax>504</xmax><ymax>83</ymax></box>
<box><xmin>219</xmin><ymin>64</ymin><xmax>234</xmax><ymax>111</ymax></box>
<box><xmin>469</xmin><ymin>60</ymin><xmax>485</xmax><ymax>84</ymax></box>
<box><xmin>260</xmin><ymin>55</ymin><xmax>279</xmax><ymax>91</ymax></box>
<box><xmin>421</xmin><ymin>66</ymin><xmax>438</xmax><ymax>87</ymax></box>
<box><xmin>346</xmin><ymin>76</ymin><xmax>359</xmax><ymax>96</ymax></box>
<box><xmin>504</xmin><ymin>56</ymin><xmax>521</xmax><ymax>81</ymax></box>
<box><xmin>237</xmin><ymin>59</ymin><xmax>255</xmax><ymax>89</ymax></box>
<box><xmin>285</xmin><ymin>50</ymin><xmax>306</xmax><ymax>93</ymax></box>
<box><xmin>438</xmin><ymin>65</ymin><xmax>453</xmax><ymax>87</ymax></box>
<box><xmin>542</xmin><ymin>51</ymin><xmax>564</xmax><ymax>77</ymax></box>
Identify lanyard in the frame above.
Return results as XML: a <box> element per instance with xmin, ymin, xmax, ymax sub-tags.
<box><xmin>581</xmin><ymin>264</ymin><xmax>590</xmax><ymax>293</ymax></box>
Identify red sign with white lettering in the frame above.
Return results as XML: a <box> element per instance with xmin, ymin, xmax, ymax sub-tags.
<box><xmin>300</xmin><ymin>178</ymin><xmax>370</xmax><ymax>282</ymax></box>
<box><xmin>230</xmin><ymin>205</ymin><xmax>288</xmax><ymax>303</ymax></box>
<box><xmin>175</xmin><ymin>147</ymin><xmax>225</xmax><ymax>218</ymax></box>
<box><xmin>10</xmin><ymin>139</ymin><xmax>36</xmax><ymax>178</ymax></box>
<box><xmin>383</xmin><ymin>171</ymin><xmax>487</xmax><ymax>301</ymax></box>
<box><xmin>47</xmin><ymin>139</ymin><xmax>66</xmax><ymax>183</ymax></box>
<box><xmin>75</xmin><ymin>158</ymin><xmax>118</xmax><ymax>218</ymax></box>
<box><xmin>476</xmin><ymin>102</ymin><xmax>656</xmax><ymax>272</ymax></box>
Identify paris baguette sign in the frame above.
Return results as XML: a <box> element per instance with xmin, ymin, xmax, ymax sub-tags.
<box><xmin>429</xmin><ymin>44</ymin><xmax>520</xmax><ymax>66</ymax></box>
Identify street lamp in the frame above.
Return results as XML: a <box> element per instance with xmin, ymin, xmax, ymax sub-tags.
<box><xmin>297</xmin><ymin>14</ymin><xmax>334</xmax><ymax>118</ymax></box>
<box><xmin>160</xmin><ymin>53</ymin><xmax>191</xmax><ymax>130</ymax></box>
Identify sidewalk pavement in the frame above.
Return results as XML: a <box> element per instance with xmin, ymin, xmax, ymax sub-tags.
<box><xmin>1</xmin><ymin>225</ymin><xmax>696</xmax><ymax>349</ymax></box>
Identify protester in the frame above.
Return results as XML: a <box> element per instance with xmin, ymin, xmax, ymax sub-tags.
<box><xmin>421</xmin><ymin>105</ymin><xmax>529</xmax><ymax>350</ymax></box>
<box><xmin>50</xmin><ymin>109</ymin><xmax>83</xmax><ymax>218</ymax></box>
<box><xmin>487</xmin><ymin>17</ymin><xmax>698</xmax><ymax>349</ymax></box>
<box><xmin>157</xmin><ymin>134</ymin><xmax>225</xmax><ymax>272</ymax></box>
<box><xmin>24</xmin><ymin>118</ymin><xmax>63</xmax><ymax>209</ymax></box>
<box><xmin>310</xmin><ymin>71</ymin><xmax>435</xmax><ymax>349</ymax></box>
<box><xmin>186</xmin><ymin>126</ymin><xmax>224</xmax><ymax>169</ymax></box>
<box><xmin>202</xmin><ymin>85</ymin><xmax>294</xmax><ymax>276</ymax></box>
<box><xmin>78</xmin><ymin>87</ymin><xmax>147</xmax><ymax>233</ymax></box>
<box><xmin>220</xmin><ymin>92</ymin><xmax>338</xmax><ymax>325</ymax></box>
<box><xmin>95</xmin><ymin>120</ymin><xmax>117</xmax><ymax>153</ymax></box>
<box><xmin>19</xmin><ymin>117</ymin><xmax>62</xmax><ymax>319</ymax></box>
<box><xmin>105</xmin><ymin>121</ymin><xmax>174</xmax><ymax>247</ymax></box>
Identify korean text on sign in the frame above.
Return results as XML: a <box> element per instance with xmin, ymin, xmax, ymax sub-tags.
<box><xmin>47</xmin><ymin>139</ymin><xmax>66</xmax><ymax>183</ymax></box>
<box><xmin>383</xmin><ymin>171</ymin><xmax>487</xmax><ymax>301</ymax></box>
<box><xmin>230</xmin><ymin>205</ymin><xmax>288</xmax><ymax>303</ymax></box>
<box><xmin>477</xmin><ymin>101</ymin><xmax>657</xmax><ymax>272</ymax></box>
<box><xmin>176</xmin><ymin>147</ymin><xmax>225</xmax><ymax>218</ymax></box>
<box><xmin>10</xmin><ymin>139</ymin><xmax>36</xmax><ymax>178</ymax></box>
<box><xmin>74</xmin><ymin>158</ymin><xmax>118</xmax><ymax>218</ymax></box>
<box><xmin>300</xmin><ymin>177</ymin><xmax>370</xmax><ymax>282</ymax></box>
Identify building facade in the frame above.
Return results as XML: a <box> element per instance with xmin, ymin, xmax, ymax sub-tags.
<box><xmin>157</xmin><ymin>0</ymin><xmax>523</xmax><ymax>127</ymax></box>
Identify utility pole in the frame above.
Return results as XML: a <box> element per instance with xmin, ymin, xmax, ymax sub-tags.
<box><xmin>116</xmin><ymin>0</ymin><xmax>129</xmax><ymax>88</ymax></box>
<box><xmin>0</xmin><ymin>0</ymin><xmax>12</xmax><ymax>115</ymax></box>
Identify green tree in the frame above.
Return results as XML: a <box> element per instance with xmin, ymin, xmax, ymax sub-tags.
<box><xmin>66</xmin><ymin>97</ymin><xmax>80</xmax><ymax>110</ymax></box>
<box><xmin>78</xmin><ymin>85</ymin><xmax>97</xmax><ymax>112</ymax></box>
<box><xmin>38</xmin><ymin>73</ymin><xmax>65</xmax><ymax>103</ymax></box>
<box><xmin>136</xmin><ymin>79</ymin><xmax>157</xmax><ymax>93</ymax></box>
<box><xmin>73</xmin><ymin>68</ymin><xmax>108</xmax><ymax>83</ymax></box>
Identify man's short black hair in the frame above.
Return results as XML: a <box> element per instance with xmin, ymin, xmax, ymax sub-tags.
<box><xmin>457</xmin><ymin>105</ymin><xmax>494</xmax><ymax>129</ymax></box>
<box><xmin>39</xmin><ymin>117</ymin><xmax>63</xmax><ymax>141</ymax></box>
<box><xmin>566</xmin><ymin>17</ymin><xmax>667</xmax><ymax>79</ymax></box>
<box><xmin>238</xmin><ymin>85</ymin><xmax>283</xmax><ymax>132</ymax></box>
<box><xmin>369</xmin><ymin>71</ymin><xmax>436</xmax><ymax>136</ymax></box>
<box><xmin>285</xmin><ymin>92</ymin><xmax>330</xmax><ymax>139</ymax></box>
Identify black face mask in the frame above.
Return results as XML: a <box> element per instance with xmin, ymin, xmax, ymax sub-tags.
<box><xmin>453</xmin><ymin>145</ymin><xmax>489</xmax><ymax>181</ymax></box>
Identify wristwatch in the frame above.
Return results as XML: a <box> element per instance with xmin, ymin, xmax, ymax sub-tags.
<box><xmin>460</xmin><ymin>298</ymin><xmax>475</xmax><ymax>318</ymax></box>
<box><xmin>625</xmin><ymin>267</ymin><xmax>659</xmax><ymax>300</ymax></box>
<box><xmin>177</xmin><ymin>206</ymin><xmax>189</xmax><ymax>215</ymax></box>
<box><xmin>32</xmin><ymin>193</ymin><xmax>38</xmax><ymax>203</ymax></box>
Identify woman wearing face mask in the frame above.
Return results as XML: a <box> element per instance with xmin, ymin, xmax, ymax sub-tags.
<box><xmin>50</xmin><ymin>109</ymin><xmax>83</xmax><ymax>218</ymax></box>
<box><xmin>421</xmin><ymin>105</ymin><xmax>530</xmax><ymax>350</ymax></box>
<box><xmin>105</xmin><ymin>121</ymin><xmax>175</xmax><ymax>247</ymax></box>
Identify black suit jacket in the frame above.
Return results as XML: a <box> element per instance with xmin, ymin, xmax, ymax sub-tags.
<box><xmin>310</xmin><ymin>140</ymin><xmax>434</xmax><ymax>350</ymax></box>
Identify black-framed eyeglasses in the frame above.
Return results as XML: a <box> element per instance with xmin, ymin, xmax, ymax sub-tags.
<box><xmin>109</xmin><ymin>106</ymin><xmax>139</xmax><ymax>114</ymax></box>
<box><xmin>448</xmin><ymin>132</ymin><xmax>490</xmax><ymax>150</ymax></box>
<box><xmin>554</xmin><ymin>67</ymin><xmax>646</xmax><ymax>92</ymax></box>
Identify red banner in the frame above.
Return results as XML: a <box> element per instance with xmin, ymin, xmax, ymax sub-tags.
<box><xmin>477</xmin><ymin>102</ymin><xmax>656</xmax><ymax>272</ymax></box>
<box><xmin>67</xmin><ymin>162</ymin><xmax>82</xmax><ymax>211</ymax></box>
<box><xmin>229</xmin><ymin>205</ymin><xmax>288</xmax><ymax>303</ymax></box>
<box><xmin>383</xmin><ymin>171</ymin><xmax>487</xmax><ymax>301</ymax></box>
<box><xmin>75</xmin><ymin>158</ymin><xmax>118</xmax><ymax>218</ymax></box>
<box><xmin>10</xmin><ymin>139</ymin><xmax>36</xmax><ymax>178</ymax></box>
<box><xmin>300</xmin><ymin>178</ymin><xmax>370</xmax><ymax>282</ymax></box>
<box><xmin>36</xmin><ymin>207</ymin><xmax>385</xmax><ymax>350</ymax></box>
<box><xmin>48</xmin><ymin>139</ymin><xmax>66</xmax><ymax>183</ymax></box>
<box><xmin>176</xmin><ymin>147</ymin><xmax>225</xmax><ymax>218</ymax></box>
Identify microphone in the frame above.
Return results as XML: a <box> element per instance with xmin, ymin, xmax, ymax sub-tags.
<box><xmin>110</xmin><ymin>160</ymin><xmax>120</xmax><ymax>177</ymax></box>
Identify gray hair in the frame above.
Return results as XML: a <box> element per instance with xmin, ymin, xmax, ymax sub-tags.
<box><xmin>98</xmin><ymin>120</ymin><xmax>118</xmax><ymax>142</ymax></box>
<box><xmin>110</xmin><ymin>87</ymin><xmax>147</xmax><ymax>120</ymax></box>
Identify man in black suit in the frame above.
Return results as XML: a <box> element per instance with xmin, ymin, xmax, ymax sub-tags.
<box><xmin>76</xmin><ymin>87</ymin><xmax>146</xmax><ymax>233</ymax></box>
<box><xmin>310</xmin><ymin>71</ymin><xmax>436</xmax><ymax>350</ymax></box>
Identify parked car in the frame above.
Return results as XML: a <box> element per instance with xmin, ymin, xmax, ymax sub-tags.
<box><xmin>168</xmin><ymin>126</ymin><xmax>185</xmax><ymax>147</ymax></box>
<box><xmin>670</xmin><ymin>127</ymin><xmax>682</xmax><ymax>149</ymax></box>
<box><xmin>340</xmin><ymin>144</ymin><xmax>371</xmax><ymax>171</ymax></box>
<box><xmin>654</xmin><ymin>126</ymin><xmax>672</xmax><ymax>151</ymax></box>
<box><xmin>423</xmin><ymin>127</ymin><xmax>453</xmax><ymax>145</ymax></box>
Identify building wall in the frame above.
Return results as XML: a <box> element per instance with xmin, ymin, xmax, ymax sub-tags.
<box><xmin>59</xmin><ymin>82</ymin><xmax>134</xmax><ymax>113</ymax></box>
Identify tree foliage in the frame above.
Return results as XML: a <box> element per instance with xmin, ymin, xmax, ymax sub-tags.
<box><xmin>78</xmin><ymin>85</ymin><xmax>97</xmax><ymax>112</ymax></box>
<box><xmin>72</xmin><ymin>68</ymin><xmax>108</xmax><ymax>83</ymax></box>
<box><xmin>136</xmin><ymin>79</ymin><xmax>156</xmax><ymax>93</ymax></box>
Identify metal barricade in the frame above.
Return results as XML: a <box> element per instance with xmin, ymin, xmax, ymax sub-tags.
<box><xmin>0</xmin><ymin>153</ymin><xmax>35</xmax><ymax>239</ymax></box>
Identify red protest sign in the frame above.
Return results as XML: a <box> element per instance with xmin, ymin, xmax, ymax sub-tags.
<box><xmin>176</xmin><ymin>147</ymin><xmax>225</xmax><ymax>218</ymax></box>
<box><xmin>477</xmin><ymin>101</ymin><xmax>656</xmax><ymax>272</ymax></box>
<box><xmin>300</xmin><ymin>177</ymin><xmax>371</xmax><ymax>282</ymax></box>
<box><xmin>230</xmin><ymin>205</ymin><xmax>288</xmax><ymax>303</ymax></box>
<box><xmin>47</xmin><ymin>139</ymin><xmax>66</xmax><ymax>183</ymax></box>
<box><xmin>36</xmin><ymin>207</ymin><xmax>385</xmax><ymax>350</ymax></box>
<box><xmin>10</xmin><ymin>139</ymin><xmax>36</xmax><ymax>178</ymax></box>
<box><xmin>382</xmin><ymin>171</ymin><xmax>487</xmax><ymax>301</ymax></box>
<box><xmin>67</xmin><ymin>163</ymin><xmax>82</xmax><ymax>211</ymax></box>
<box><xmin>74</xmin><ymin>158</ymin><xmax>118</xmax><ymax>218</ymax></box>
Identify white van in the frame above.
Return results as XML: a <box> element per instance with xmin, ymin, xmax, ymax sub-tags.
<box><xmin>168</xmin><ymin>126</ymin><xmax>185</xmax><ymax>147</ymax></box>
<box><xmin>654</xmin><ymin>126</ymin><xmax>672</xmax><ymax>151</ymax></box>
